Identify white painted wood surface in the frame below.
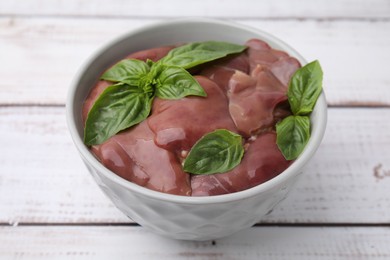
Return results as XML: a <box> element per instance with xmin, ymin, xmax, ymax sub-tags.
<box><xmin>1</xmin><ymin>0</ymin><xmax>390</xmax><ymax>18</ymax></box>
<box><xmin>1</xmin><ymin>17</ymin><xmax>390</xmax><ymax>106</ymax></box>
<box><xmin>1</xmin><ymin>226</ymin><xmax>390</xmax><ymax>259</ymax></box>
<box><xmin>1</xmin><ymin>107</ymin><xmax>389</xmax><ymax>224</ymax></box>
<box><xmin>1</xmin><ymin>0</ymin><xmax>389</xmax><ymax>258</ymax></box>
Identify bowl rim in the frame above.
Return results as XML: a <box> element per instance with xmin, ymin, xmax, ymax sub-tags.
<box><xmin>66</xmin><ymin>17</ymin><xmax>327</xmax><ymax>205</ymax></box>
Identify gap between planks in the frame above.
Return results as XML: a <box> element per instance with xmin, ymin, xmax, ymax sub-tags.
<box><xmin>2</xmin><ymin>14</ymin><xmax>390</xmax><ymax>22</ymax></box>
<box><xmin>1</xmin><ymin>0</ymin><xmax>390</xmax><ymax>19</ymax></box>
<box><xmin>2</xmin><ymin>104</ymin><xmax>390</xmax><ymax>108</ymax></box>
<box><xmin>1</xmin><ymin>222</ymin><xmax>390</xmax><ymax>227</ymax></box>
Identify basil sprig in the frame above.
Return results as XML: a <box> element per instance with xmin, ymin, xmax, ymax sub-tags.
<box><xmin>84</xmin><ymin>41</ymin><xmax>247</xmax><ymax>145</ymax></box>
<box><xmin>183</xmin><ymin>129</ymin><xmax>244</xmax><ymax>175</ymax></box>
<box><xmin>276</xmin><ymin>60</ymin><xmax>323</xmax><ymax>160</ymax></box>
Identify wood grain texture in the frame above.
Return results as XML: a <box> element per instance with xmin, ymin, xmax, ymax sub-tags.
<box><xmin>1</xmin><ymin>0</ymin><xmax>390</xmax><ymax>18</ymax></box>
<box><xmin>1</xmin><ymin>107</ymin><xmax>389</xmax><ymax>224</ymax></box>
<box><xmin>0</xmin><ymin>106</ymin><xmax>127</xmax><ymax>224</ymax></box>
<box><xmin>1</xmin><ymin>1</ymin><xmax>389</xmax><ymax>257</ymax></box>
<box><xmin>264</xmin><ymin>107</ymin><xmax>390</xmax><ymax>223</ymax></box>
<box><xmin>1</xmin><ymin>17</ymin><xmax>389</xmax><ymax>106</ymax></box>
<box><xmin>0</xmin><ymin>17</ymin><xmax>158</xmax><ymax>106</ymax></box>
<box><xmin>1</xmin><ymin>226</ymin><xmax>389</xmax><ymax>259</ymax></box>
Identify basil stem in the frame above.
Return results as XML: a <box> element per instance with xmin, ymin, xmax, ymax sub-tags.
<box><xmin>183</xmin><ymin>129</ymin><xmax>244</xmax><ymax>175</ymax></box>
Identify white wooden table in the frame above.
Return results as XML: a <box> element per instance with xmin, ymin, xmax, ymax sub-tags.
<box><xmin>1</xmin><ymin>1</ymin><xmax>390</xmax><ymax>259</ymax></box>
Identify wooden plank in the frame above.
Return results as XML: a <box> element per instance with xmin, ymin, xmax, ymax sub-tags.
<box><xmin>0</xmin><ymin>106</ymin><xmax>128</xmax><ymax>224</ymax></box>
<box><xmin>1</xmin><ymin>0</ymin><xmax>389</xmax><ymax>18</ymax></box>
<box><xmin>1</xmin><ymin>17</ymin><xmax>389</xmax><ymax>106</ymax></box>
<box><xmin>1</xmin><ymin>106</ymin><xmax>389</xmax><ymax>224</ymax></box>
<box><xmin>0</xmin><ymin>17</ymin><xmax>157</xmax><ymax>106</ymax></box>
<box><xmin>1</xmin><ymin>226</ymin><xmax>389</xmax><ymax>259</ymax></box>
<box><xmin>263</xmin><ymin>107</ymin><xmax>390</xmax><ymax>223</ymax></box>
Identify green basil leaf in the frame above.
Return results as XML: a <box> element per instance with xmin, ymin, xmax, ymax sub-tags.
<box><xmin>155</xmin><ymin>65</ymin><xmax>207</xmax><ymax>99</ymax></box>
<box><xmin>183</xmin><ymin>129</ymin><xmax>244</xmax><ymax>175</ymax></box>
<box><xmin>276</xmin><ymin>115</ymin><xmax>310</xmax><ymax>160</ymax></box>
<box><xmin>159</xmin><ymin>41</ymin><xmax>247</xmax><ymax>69</ymax></box>
<box><xmin>288</xmin><ymin>60</ymin><xmax>323</xmax><ymax>115</ymax></box>
<box><xmin>101</xmin><ymin>59</ymin><xmax>150</xmax><ymax>85</ymax></box>
<box><xmin>84</xmin><ymin>84</ymin><xmax>152</xmax><ymax>145</ymax></box>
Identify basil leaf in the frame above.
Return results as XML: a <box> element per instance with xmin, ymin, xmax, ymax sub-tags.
<box><xmin>183</xmin><ymin>129</ymin><xmax>244</xmax><ymax>175</ymax></box>
<box><xmin>155</xmin><ymin>65</ymin><xmax>207</xmax><ymax>99</ymax></box>
<box><xmin>101</xmin><ymin>59</ymin><xmax>150</xmax><ymax>85</ymax></box>
<box><xmin>84</xmin><ymin>84</ymin><xmax>152</xmax><ymax>145</ymax></box>
<box><xmin>276</xmin><ymin>115</ymin><xmax>310</xmax><ymax>160</ymax></box>
<box><xmin>288</xmin><ymin>60</ymin><xmax>323</xmax><ymax>115</ymax></box>
<box><xmin>84</xmin><ymin>41</ymin><xmax>247</xmax><ymax>147</ymax></box>
<box><xmin>159</xmin><ymin>41</ymin><xmax>247</xmax><ymax>69</ymax></box>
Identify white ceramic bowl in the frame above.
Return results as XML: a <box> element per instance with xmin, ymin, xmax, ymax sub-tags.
<box><xmin>66</xmin><ymin>18</ymin><xmax>327</xmax><ymax>241</ymax></box>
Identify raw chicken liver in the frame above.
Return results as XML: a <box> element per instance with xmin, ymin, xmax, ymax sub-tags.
<box><xmin>191</xmin><ymin>132</ymin><xmax>292</xmax><ymax>196</ymax></box>
<box><xmin>147</xmin><ymin>76</ymin><xmax>237</xmax><ymax>154</ymax></box>
<box><xmin>83</xmin><ymin>39</ymin><xmax>301</xmax><ymax>196</ymax></box>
